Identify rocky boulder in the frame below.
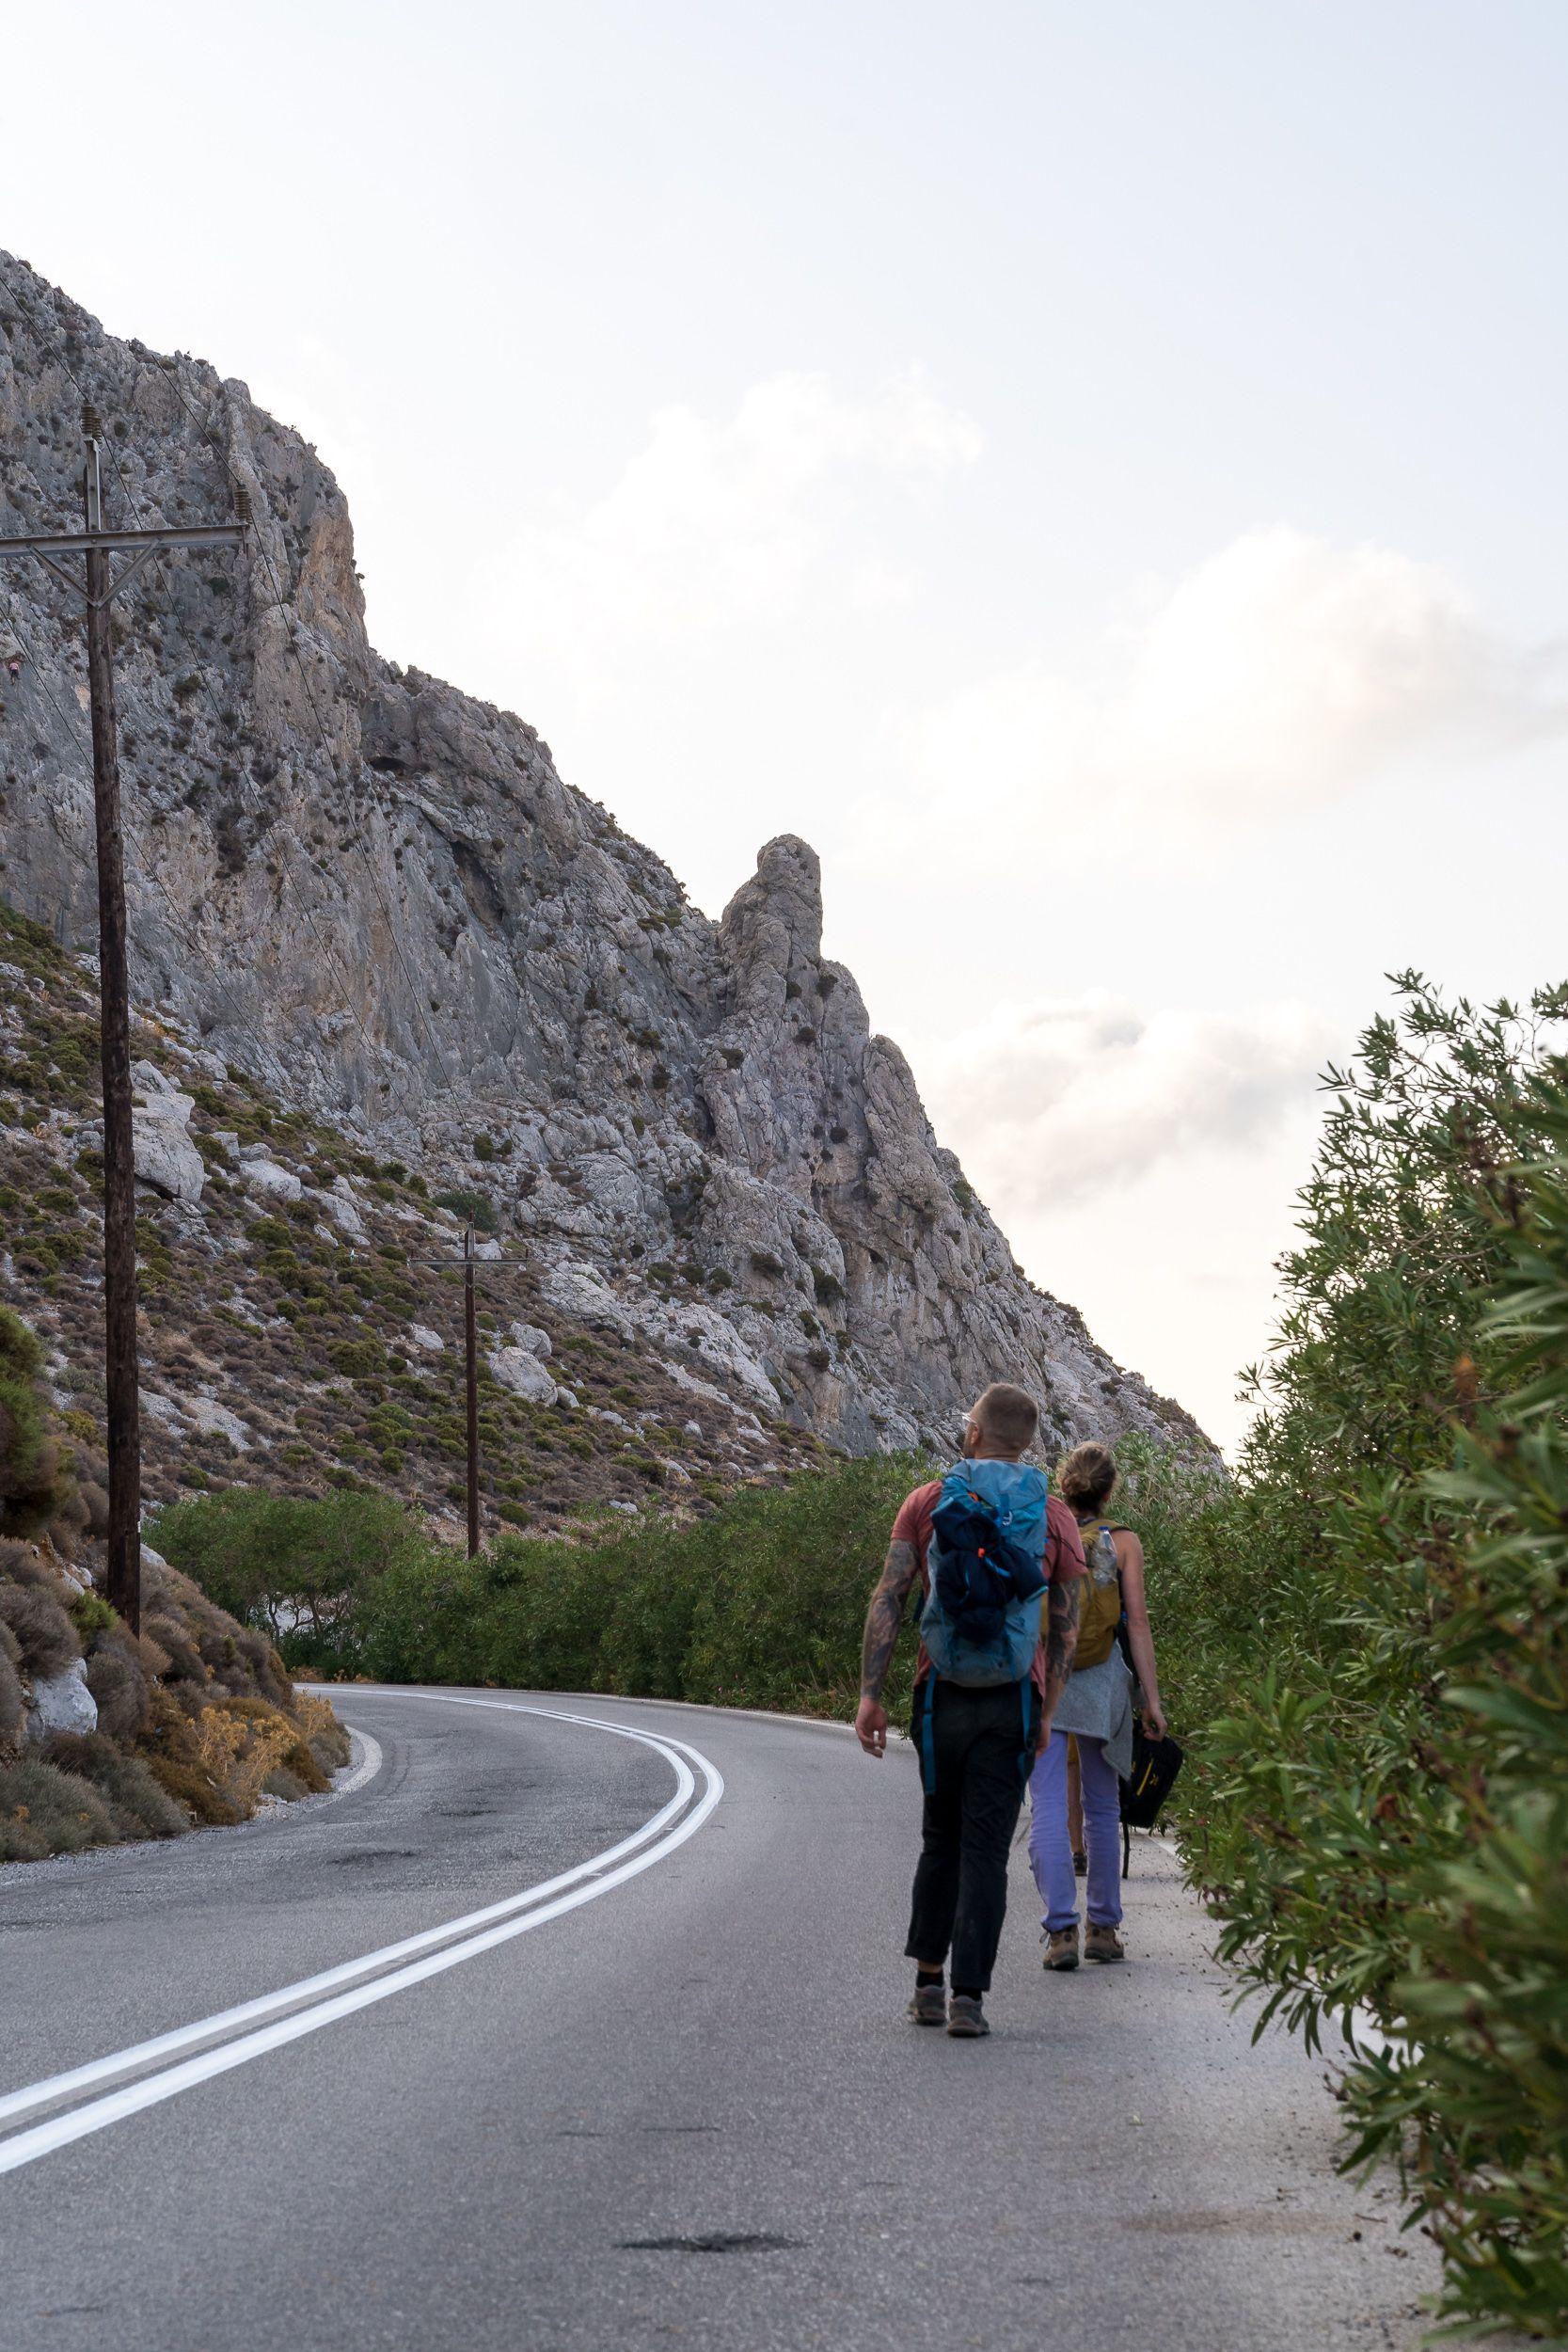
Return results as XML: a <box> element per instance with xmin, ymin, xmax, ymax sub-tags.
<box><xmin>24</xmin><ymin>1657</ymin><xmax>98</xmax><ymax>1743</ymax></box>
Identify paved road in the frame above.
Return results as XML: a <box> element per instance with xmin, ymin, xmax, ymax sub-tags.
<box><xmin>1</xmin><ymin>1688</ymin><xmax>1441</xmax><ymax>2352</ymax></box>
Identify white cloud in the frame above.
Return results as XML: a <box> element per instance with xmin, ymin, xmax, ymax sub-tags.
<box><xmin>893</xmin><ymin>528</ymin><xmax>1568</xmax><ymax>839</ymax></box>
<box><xmin>496</xmin><ymin>369</ymin><xmax>981</xmax><ymax>666</ymax></box>
<box><xmin>919</xmin><ymin>991</ymin><xmax>1334</xmax><ymax>1208</ymax></box>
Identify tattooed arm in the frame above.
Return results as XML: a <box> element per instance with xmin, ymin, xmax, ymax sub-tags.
<box><xmin>1037</xmin><ymin>1577</ymin><xmax>1082</xmax><ymax>1746</ymax></box>
<box><xmin>854</xmin><ymin>1537</ymin><xmax>920</xmax><ymax>1757</ymax></box>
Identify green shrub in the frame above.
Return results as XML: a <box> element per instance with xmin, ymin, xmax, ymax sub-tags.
<box><xmin>1331</xmin><ymin>1089</ymin><xmax>1568</xmax><ymax>2339</ymax></box>
<box><xmin>70</xmin><ymin>1589</ymin><xmax>117</xmax><ymax>1641</ymax></box>
<box><xmin>434</xmin><ymin>1188</ymin><xmax>497</xmax><ymax>1232</ymax></box>
<box><xmin>350</xmin><ymin>1452</ymin><xmax>924</xmax><ymax>1718</ymax></box>
<box><xmin>148</xmin><ymin>1487</ymin><xmax>422</xmax><ymax>1669</ymax></box>
<box><xmin>1140</xmin><ymin>977</ymin><xmax>1568</xmax><ymax>2342</ymax></box>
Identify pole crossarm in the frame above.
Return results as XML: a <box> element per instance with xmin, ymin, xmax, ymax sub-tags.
<box><xmin>0</xmin><ymin>522</ymin><xmax>246</xmax><ymax>557</ymax></box>
<box><xmin>0</xmin><ymin>524</ymin><xmax>246</xmax><ymax>612</ymax></box>
<box><xmin>408</xmin><ymin>1258</ymin><xmax>532</xmax><ymax>1271</ymax></box>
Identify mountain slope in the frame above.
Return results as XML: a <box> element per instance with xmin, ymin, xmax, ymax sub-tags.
<box><xmin>0</xmin><ymin>252</ymin><xmax>1205</xmax><ymax>1461</ymax></box>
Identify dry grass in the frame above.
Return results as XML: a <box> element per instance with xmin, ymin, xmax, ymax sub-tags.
<box><xmin>193</xmin><ymin>1698</ymin><xmax>299</xmax><ymax>1814</ymax></box>
<box><xmin>0</xmin><ymin>1756</ymin><xmax>120</xmax><ymax>1861</ymax></box>
<box><xmin>293</xmin><ymin>1689</ymin><xmax>350</xmax><ymax>1772</ymax></box>
<box><xmin>0</xmin><ymin>1581</ymin><xmax>78</xmax><ymax>1677</ymax></box>
<box><xmin>40</xmin><ymin>1732</ymin><xmax>187</xmax><ymax>1839</ymax></box>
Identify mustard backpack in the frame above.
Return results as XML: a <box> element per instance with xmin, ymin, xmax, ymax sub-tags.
<box><xmin>1073</xmin><ymin>1518</ymin><xmax>1125</xmax><ymax>1670</ymax></box>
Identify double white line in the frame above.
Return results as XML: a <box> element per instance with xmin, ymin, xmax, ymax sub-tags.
<box><xmin>0</xmin><ymin>1697</ymin><xmax>723</xmax><ymax>2177</ymax></box>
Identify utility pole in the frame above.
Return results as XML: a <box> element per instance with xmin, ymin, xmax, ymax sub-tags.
<box><xmin>410</xmin><ymin>1238</ymin><xmax>535</xmax><ymax>1559</ymax></box>
<box><xmin>464</xmin><ymin>1227</ymin><xmax>480</xmax><ymax>1561</ymax></box>
<box><xmin>0</xmin><ymin>408</ymin><xmax>245</xmax><ymax>1632</ymax></box>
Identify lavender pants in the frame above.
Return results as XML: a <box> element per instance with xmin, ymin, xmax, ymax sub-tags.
<box><xmin>1028</xmin><ymin>1729</ymin><xmax>1123</xmax><ymax>1931</ymax></box>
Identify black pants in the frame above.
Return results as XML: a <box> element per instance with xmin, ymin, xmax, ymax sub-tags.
<box><xmin>904</xmin><ymin>1677</ymin><xmax>1040</xmax><ymax>1994</ymax></box>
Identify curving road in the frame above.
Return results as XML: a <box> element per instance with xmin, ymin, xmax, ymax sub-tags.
<box><xmin>1</xmin><ymin>1688</ymin><xmax>1440</xmax><ymax>2352</ymax></box>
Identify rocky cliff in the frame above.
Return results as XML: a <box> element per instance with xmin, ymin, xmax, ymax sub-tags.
<box><xmin>0</xmin><ymin>253</ymin><xmax>1204</xmax><ymax>1463</ymax></box>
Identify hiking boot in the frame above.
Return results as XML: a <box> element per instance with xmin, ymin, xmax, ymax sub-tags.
<box><xmin>1043</xmin><ymin>1927</ymin><xmax>1080</xmax><ymax>1971</ymax></box>
<box><xmin>907</xmin><ymin>1981</ymin><xmax>946</xmax><ymax>2027</ymax></box>
<box><xmin>1085</xmin><ymin>1921</ymin><xmax>1126</xmax><ymax>1963</ymax></box>
<box><xmin>946</xmin><ymin>1994</ymin><xmax>989</xmax><ymax>2038</ymax></box>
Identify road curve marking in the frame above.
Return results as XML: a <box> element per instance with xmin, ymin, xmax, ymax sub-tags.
<box><xmin>330</xmin><ymin>1724</ymin><xmax>385</xmax><ymax>1798</ymax></box>
<box><xmin>0</xmin><ymin>1699</ymin><xmax>722</xmax><ymax>2174</ymax></box>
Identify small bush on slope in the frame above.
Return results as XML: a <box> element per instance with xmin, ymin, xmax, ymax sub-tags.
<box><xmin>0</xmin><ymin>1305</ymin><xmax>77</xmax><ymax>1537</ymax></box>
<box><xmin>0</xmin><ymin>1303</ymin><xmax>348</xmax><ymax>1865</ymax></box>
<box><xmin>0</xmin><ymin>1579</ymin><xmax>80</xmax><ymax>1678</ymax></box>
<box><xmin>0</xmin><ymin>1756</ymin><xmax>120</xmax><ymax>1861</ymax></box>
<box><xmin>39</xmin><ymin>1733</ymin><xmax>188</xmax><ymax>1839</ymax></box>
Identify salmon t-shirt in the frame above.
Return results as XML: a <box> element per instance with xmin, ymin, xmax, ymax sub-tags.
<box><xmin>891</xmin><ymin>1478</ymin><xmax>1087</xmax><ymax>1698</ymax></box>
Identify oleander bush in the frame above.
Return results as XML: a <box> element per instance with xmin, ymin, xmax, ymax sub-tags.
<box><xmin>1110</xmin><ymin>977</ymin><xmax>1568</xmax><ymax>2343</ymax></box>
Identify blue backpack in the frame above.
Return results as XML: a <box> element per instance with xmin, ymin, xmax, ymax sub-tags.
<box><xmin>920</xmin><ymin>1459</ymin><xmax>1050</xmax><ymax>1687</ymax></box>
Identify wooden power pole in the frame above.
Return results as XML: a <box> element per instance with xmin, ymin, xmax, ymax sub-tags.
<box><xmin>0</xmin><ymin>408</ymin><xmax>245</xmax><ymax>1631</ymax></box>
<box><xmin>410</xmin><ymin>1234</ymin><xmax>538</xmax><ymax>1560</ymax></box>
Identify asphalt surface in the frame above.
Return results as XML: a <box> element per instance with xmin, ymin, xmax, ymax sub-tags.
<box><xmin>0</xmin><ymin>1687</ymin><xmax>1447</xmax><ymax>2352</ymax></box>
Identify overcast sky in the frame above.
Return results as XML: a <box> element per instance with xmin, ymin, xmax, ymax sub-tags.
<box><xmin>5</xmin><ymin>2</ymin><xmax>1565</xmax><ymax>1448</ymax></box>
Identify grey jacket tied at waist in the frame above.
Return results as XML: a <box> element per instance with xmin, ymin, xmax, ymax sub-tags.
<box><xmin>1050</xmin><ymin>1650</ymin><xmax>1134</xmax><ymax>1781</ymax></box>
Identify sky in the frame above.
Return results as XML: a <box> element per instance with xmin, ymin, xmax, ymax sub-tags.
<box><xmin>4</xmin><ymin>1</ymin><xmax>1566</xmax><ymax>1448</ymax></box>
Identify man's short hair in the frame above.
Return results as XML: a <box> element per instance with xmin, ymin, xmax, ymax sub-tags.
<box><xmin>972</xmin><ymin>1381</ymin><xmax>1039</xmax><ymax>1454</ymax></box>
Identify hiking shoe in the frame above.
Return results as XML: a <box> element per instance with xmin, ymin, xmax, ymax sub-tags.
<box><xmin>1085</xmin><ymin>1921</ymin><xmax>1126</xmax><ymax>1963</ymax></box>
<box><xmin>908</xmin><ymin>1981</ymin><xmax>946</xmax><ymax>2027</ymax></box>
<box><xmin>1072</xmin><ymin>1849</ymin><xmax>1088</xmax><ymax>1876</ymax></box>
<box><xmin>946</xmin><ymin>1994</ymin><xmax>989</xmax><ymax>2038</ymax></box>
<box><xmin>1043</xmin><ymin>1927</ymin><xmax>1080</xmax><ymax>1971</ymax></box>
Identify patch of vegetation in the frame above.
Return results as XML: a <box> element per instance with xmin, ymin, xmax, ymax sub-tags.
<box><xmin>433</xmin><ymin>1187</ymin><xmax>497</xmax><ymax>1232</ymax></box>
<box><xmin>149</xmin><ymin>1486</ymin><xmax>433</xmax><ymax>1667</ymax></box>
<box><xmin>287</xmin><ymin>1453</ymin><xmax>927</xmax><ymax>1716</ymax></box>
<box><xmin>1115</xmin><ymin>977</ymin><xmax>1568</xmax><ymax>2343</ymax></box>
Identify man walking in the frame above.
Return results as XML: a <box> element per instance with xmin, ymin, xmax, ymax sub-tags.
<box><xmin>855</xmin><ymin>1383</ymin><xmax>1085</xmax><ymax>2037</ymax></box>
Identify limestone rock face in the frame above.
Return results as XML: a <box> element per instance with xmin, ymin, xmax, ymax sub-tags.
<box><xmin>487</xmin><ymin>1324</ymin><xmax>559</xmax><ymax>1405</ymax></box>
<box><xmin>0</xmin><ymin>255</ymin><xmax>1208</xmax><ymax>1460</ymax></box>
<box><xmin>132</xmin><ymin>1063</ymin><xmax>206</xmax><ymax>1203</ymax></box>
<box><xmin>241</xmin><ymin>1157</ymin><xmax>303</xmax><ymax>1204</ymax></box>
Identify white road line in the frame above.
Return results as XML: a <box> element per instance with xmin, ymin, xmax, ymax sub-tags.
<box><xmin>330</xmin><ymin>1725</ymin><xmax>384</xmax><ymax>1797</ymax></box>
<box><xmin>0</xmin><ymin>1701</ymin><xmax>722</xmax><ymax>2169</ymax></box>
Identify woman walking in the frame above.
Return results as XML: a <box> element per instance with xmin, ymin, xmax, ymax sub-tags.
<box><xmin>1029</xmin><ymin>1441</ymin><xmax>1166</xmax><ymax>1966</ymax></box>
